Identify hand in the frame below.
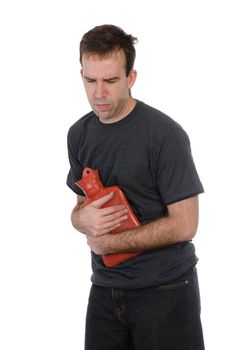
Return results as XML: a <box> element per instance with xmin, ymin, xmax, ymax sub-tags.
<box><xmin>72</xmin><ymin>192</ymin><xmax>128</xmax><ymax>237</ymax></box>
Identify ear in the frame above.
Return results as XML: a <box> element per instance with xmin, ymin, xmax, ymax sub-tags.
<box><xmin>127</xmin><ymin>69</ymin><xmax>137</xmax><ymax>89</ymax></box>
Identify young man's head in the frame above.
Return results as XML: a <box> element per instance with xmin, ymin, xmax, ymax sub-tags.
<box><xmin>79</xmin><ymin>24</ymin><xmax>137</xmax><ymax>76</ymax></box>
<box><xmin>79</xmin><ymin>25</ymin><xmax>138</xmax><ymax>124</ymax></box>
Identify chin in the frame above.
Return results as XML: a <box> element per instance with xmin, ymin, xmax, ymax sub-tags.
<box><xmin>97</xmin><ymin>112</ymin><xmax>112</xmax><ymax>123</ymax></box>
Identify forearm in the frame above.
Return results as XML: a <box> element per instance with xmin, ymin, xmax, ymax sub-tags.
<box><xmin>110</xmin><ymin>217</ymin><xmax>180</xmax><ymax>253</ymax></box>
<box><xmin>102</xmin><ymin>215</ymin><xmax>195</xmax><ymax>254</ymax></box>
<box><xmin>86</xmin><ymin>196</ymin><xmax>199</xmax><ymax>255</ymax></box>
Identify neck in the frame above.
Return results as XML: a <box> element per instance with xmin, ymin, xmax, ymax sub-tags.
<box><xmin>124</xmin><ymin>97</ymin><xmax>137</xmax><ymax>115</ymax></box>
<box><xmin>117</xmin><ymin>97</ymin><xmax>137</xmax><ymax>122</ymax></box>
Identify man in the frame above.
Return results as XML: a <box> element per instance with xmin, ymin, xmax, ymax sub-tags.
<box><xmin>67</xmin><ymin>24</ymin><xmax>205</xmax><ymax>350</ymax></box>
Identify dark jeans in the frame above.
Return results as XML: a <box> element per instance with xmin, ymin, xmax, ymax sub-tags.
<box><xmin>85</xmin><ymin>267</ymin><xmax>205</xmax><ymax>350</ymax></box>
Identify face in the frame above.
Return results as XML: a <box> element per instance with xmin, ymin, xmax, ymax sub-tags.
<box><xmin>80</xmin><ymin>50</ymin><xmax>137</xmax><ymax>123</ymax></box>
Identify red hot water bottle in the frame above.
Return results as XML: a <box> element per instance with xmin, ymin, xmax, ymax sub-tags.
<box><xmin>75</xmin><ymin>167</ymin><xmax>141</xmax><ymax>267</ymax></box>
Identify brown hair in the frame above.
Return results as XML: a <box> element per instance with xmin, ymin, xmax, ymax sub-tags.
<box><xmin>79</xmin><ymin>24</ymin><xmax>138</xmax><ymax>76</ymax></box>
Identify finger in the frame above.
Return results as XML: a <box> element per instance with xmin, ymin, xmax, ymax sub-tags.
<box><xmin>91</xmin><ymin>192</ymin><xmax>114</xmax><ymax>208</ymax></box>
<box><xmin>101</xmin><ymin>209</ymin><xmax>128</xmax><ymax>223</ymax></box>
<box><xmin>102</xmin><ymin>214</ymin><xmax>128</xmax><ymax>229</ymax></box>
<box><xmin>100</xmin><ymin>223</ymin><xmax>122</xmax><ymax>236</ymax></box>
<box><xmin>101</xmin><ymin>206</ymin><xmax>128</xmax><ymax>217</ymax></box>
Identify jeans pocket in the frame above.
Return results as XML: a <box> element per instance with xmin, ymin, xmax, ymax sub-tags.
<box><xmin>155</xmin><ymin>278</ymin><xmax>189</xmax><ymax>291</ymax></box>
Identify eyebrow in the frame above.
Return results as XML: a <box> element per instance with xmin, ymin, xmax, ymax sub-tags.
<box><xmin>83</xmin><ymin>76</ymin><xmax>120</xmax><ymax>82</ymax></box>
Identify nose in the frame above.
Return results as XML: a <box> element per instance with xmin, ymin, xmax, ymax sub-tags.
<box><xmin>94</xmin><ymin>82</ymin><xmax>106</xmax><ymax>99</ymax></box>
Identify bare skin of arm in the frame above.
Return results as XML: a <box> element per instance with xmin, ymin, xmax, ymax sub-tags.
<box><xmin>71</xmin><ymin>192</ymin><xmax>129</xmax><ymax>236</ymax></box>
<box><xmin>71</xmin><ymin>193</ymin><xmax>199</xmax><ymax>256</ymax></box>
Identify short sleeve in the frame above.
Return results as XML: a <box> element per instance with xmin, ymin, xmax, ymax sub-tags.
<box><xmin>66</xmin><ymin>127</ymin><xmax>85</xmax><ymax>195</ymax></box>
<box><xmin>156</xmin><ymin>125</ymin><xmax>204</xmax><ymax>205</ymax></box>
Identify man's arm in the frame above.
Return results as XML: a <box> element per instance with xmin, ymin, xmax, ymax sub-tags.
<box><xmin>71</xmin><ymin>192</ymin><xmax>129</xmax><ymax>236</ymax></box>
<box><xmin>86</xmin><ymin>196</ymin><xmax>199</xmax><ymax>255</ymax></box>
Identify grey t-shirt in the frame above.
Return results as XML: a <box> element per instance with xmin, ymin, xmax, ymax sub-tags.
<box><xmin>67</xmin><ymin>100</ymin><xmax>204</xmax><ymax>289</ymax></box>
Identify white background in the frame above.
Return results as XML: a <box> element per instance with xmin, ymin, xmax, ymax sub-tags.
<box><xmin>0</xmin><ymin>0</ymin><xmax>251</xmax><ymax>349</ymax></box>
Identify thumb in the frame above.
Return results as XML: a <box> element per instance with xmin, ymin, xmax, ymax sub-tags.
<box><xmin>91</xmin><ymin>191</ymin><xmax>114</xmax><ymax>208</ymax></box>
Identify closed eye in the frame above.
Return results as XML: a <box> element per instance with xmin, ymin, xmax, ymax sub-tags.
<box><xmin>104</xmin><ymin>78</ymin><xmax>119</xmax><ymax>84</ymax></box>
<box><xmin>84</xmin><ymin>78</ymin><xmax>96</xmax><ymax>83</ymax></box>
<box><xmin>83</xmin><ymin>76</ymin><xmax>119</xmax><ymax>84</ymax></box>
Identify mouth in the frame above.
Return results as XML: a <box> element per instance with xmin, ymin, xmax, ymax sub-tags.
<box><xmin>95</xmin><ymin>103</ymin><xmax>110</xmax><ymax>112</ymax></box>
